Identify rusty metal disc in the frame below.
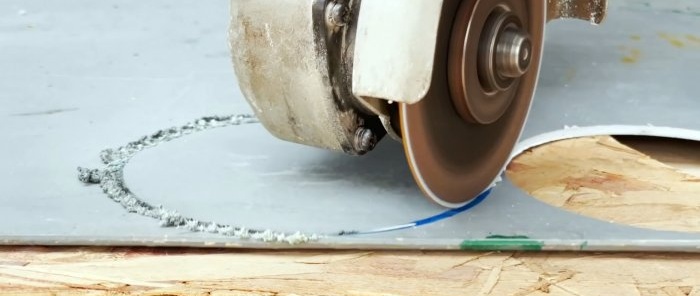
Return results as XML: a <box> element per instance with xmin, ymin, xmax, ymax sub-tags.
<box><xmin>400</xmin><ymin>0</ymin><xmax>545</xmax><ymax>207</ymax></box>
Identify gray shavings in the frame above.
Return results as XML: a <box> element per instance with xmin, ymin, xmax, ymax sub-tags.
<box><xmin>78</xmin><ymin>114</ymin><xmax>320</xmax><ymax>245</ymax></box>
<box><xmin>77</xmin><ymin>167</ymin><xmax>103</xmax><ymax>184</ymax></box>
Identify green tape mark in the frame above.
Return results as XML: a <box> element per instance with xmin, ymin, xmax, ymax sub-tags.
<box><xmin>579</xmin><ymin>241</ymin><xmax>589</xmax><ymax>251</ymax></box>
<box><xmin>486</xmin><ymin>235</ymin><xmax>530</xmax><ymax>239</ymax></box>
<box><xmin>460</xmin><ymin>239</ymin><xmax>544</xmax><ymax>251</ymax></box>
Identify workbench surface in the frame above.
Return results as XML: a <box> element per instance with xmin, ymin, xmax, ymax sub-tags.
<box><xmin>3</xmin><ymin>246</ymin><xmax>700</xmax><ymax>295</ymax></box>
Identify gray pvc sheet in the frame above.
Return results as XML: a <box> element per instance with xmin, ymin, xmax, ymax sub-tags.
<box><xmin>2</xmin><ymin>0</ymin><xmax>700</xmax><ymax>251</ymax></box>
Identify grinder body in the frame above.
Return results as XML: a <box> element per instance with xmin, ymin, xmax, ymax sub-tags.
<box><xmin>229</xmin><ymin>0</ymin><xmax>607</xmax><ymax>207</ymax></box>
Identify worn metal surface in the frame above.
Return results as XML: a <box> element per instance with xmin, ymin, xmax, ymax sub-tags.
<box><xmin>3</xmin><ymin>0</ymin><xmax>700</xmax><ymax>251</ymax></box>
<box><xmin>547</xmin><ymin>0</ymin><xmax>608</xmax><ymax>24</ymax></box>
<box><xmin>230</xmin><ymin>0</ymin><xmax>369</xmax><ymax>154</ymax></box>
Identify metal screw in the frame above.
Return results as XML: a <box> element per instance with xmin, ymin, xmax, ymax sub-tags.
<box><xmin>354</xmin><ymin>128</ymin><xmax>376</xmax><ymax>153</ymax></box>
<box><xmin>326</xmin><ymin>2</ymin><xmax>348</xmax><ymax>28</ymax></box>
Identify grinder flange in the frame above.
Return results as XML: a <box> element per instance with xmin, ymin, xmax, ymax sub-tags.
<box><xmin>400</xmin><ymin>0</ymin><xmax>546</xmax><ymax>207</ymax></box>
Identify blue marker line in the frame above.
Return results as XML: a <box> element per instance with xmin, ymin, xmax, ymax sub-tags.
<box><xmin>339</xmin><ymin>188</ymin><xmax>492</xmax><ymax>236</ymax></box>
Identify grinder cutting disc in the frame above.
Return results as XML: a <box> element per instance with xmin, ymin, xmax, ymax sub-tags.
<box><xmin>400</xmin><ymin>0</ymin><xmax>546</xmax><ymax>208</ymax></box>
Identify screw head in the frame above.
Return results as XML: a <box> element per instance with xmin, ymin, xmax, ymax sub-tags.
<box><xmin>354</xmin><ymin>128</ymin><xmax>376</xmax><ymax>153</ymax></box>
<box><xmin>327</xmin><ymin>2</ymin><xmax>348</xmax><ymax>28</ymax></box>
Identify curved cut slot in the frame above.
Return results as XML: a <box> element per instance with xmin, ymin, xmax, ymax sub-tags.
<box><xmin>506</xmin><ymin>136</ymin><xmax>700</xmax><ymax>233</ymax></box>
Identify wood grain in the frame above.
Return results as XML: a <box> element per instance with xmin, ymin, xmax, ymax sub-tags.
<box><xmin>507</xmin><ymin>136</ymin><xmax>700</xmax><ymax>232</ymax></box>
<box><xmin>2</xmin><ymin>247</ymin><xmax>700</xmax><ymax>295</ymax></box>
<box><xmin>3</xmin><ymin>135</ymin><xmax>700</xmax><ymax>295</ymax></box>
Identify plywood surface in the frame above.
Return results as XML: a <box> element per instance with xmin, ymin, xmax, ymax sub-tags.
<box><xmin>3</xmin><ymin>247</ymin><xmax>700</xmax><ymax>296</ymax></box>
<box><xmin>3</xmin><ymin>135</ymin><xmax>700</xmax><ymax>295</ymax></box>
<box><xmin>508</xmin><ymin>136</ymin><xmax>700</xmax><ymax>233</ymax></box>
